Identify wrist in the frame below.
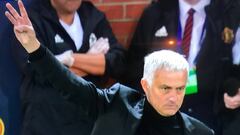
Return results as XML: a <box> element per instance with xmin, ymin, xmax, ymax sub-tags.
<box><xmin>26</xmin><ymin>39</ymin><xmax>40</xmax><ymax>53</ymax></box>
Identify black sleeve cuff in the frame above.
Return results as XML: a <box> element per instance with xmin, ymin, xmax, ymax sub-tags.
<box><xmin>29</xmin><ymin>45</ymin><xmax>46</xmax><ymax>62</ymax></box>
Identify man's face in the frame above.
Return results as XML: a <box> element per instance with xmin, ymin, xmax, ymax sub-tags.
<box><xmin>141</xmin><ymin>69</ymin><xmax>187</xmax><ymax>117</ymax></box>
<box><xmin>51</xmin><ymin>0</ymin><xmax>82</xmax><ymax>14</ymax></box>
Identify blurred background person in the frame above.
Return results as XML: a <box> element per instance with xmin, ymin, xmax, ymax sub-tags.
<box><xmin>215</xmin><ymin>0</ymin><xmax>240</xmax><ymax>134</ymax></box>
<box><xmin>219</xmin><ymin>26</ymin><xmax>240</xmax><ymax>135</ymax></box>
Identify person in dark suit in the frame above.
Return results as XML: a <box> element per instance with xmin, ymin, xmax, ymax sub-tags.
<box><xmin>120</xmin><ymin>0</ymin><xmax>239</xmax><ymax>133</ymax></box>
<box><xmin>215</xmin><ymin>0</ymin><xmax>240</xmax><ymax>134</ymax></box>
<box><xmin>219</xmin><ymin>26</ymin><xmax>240</xmax><ymax>135</ymax></box>
<box><xmin>5</xmin><ymin>3</ymin><xmax>214</xmax><ymax>134</ymax></box>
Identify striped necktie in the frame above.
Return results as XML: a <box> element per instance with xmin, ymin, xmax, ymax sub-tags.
<box><xmin>182</xmin><ymin>8</ymin><xmax>195</xmax><ymax>58</ymax></box>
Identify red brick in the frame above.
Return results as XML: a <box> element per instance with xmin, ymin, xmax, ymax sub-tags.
<box><xmin>90</xmin><ymin>0</ymin><xmax>150</xmax><ymax>48</ymax></box>
<box><xmin>97</xmin><ymin>5</ymin><xmax>124</xmax><ymax>20</ymax></box>
<box><xmin>116</xmin><ymin>34</ymin><xmax>134</xmax><ymax>48</ymax></box>
<box><xmin>116</xmin><ymin>36</ymin><xmax>128</xmax><ymax>48</ymax></box>
<box><xmin>110</xmin><ymin>21</ymin><xmax>137</xmax><ymax>36</ymax></box>
<box><xmin>126</xmin><ymin>3</ymin><xmax>148</xmax><ymax>19</ymax></box>
<box><xmin>126</xmin><ymin>34</ymin><xmax>134</xmax><ymax>48</ymax></box>
<box><xmin>90</xmin><ymin>0</ymin><xmax>101</xmax><ymax>3</ymax></box>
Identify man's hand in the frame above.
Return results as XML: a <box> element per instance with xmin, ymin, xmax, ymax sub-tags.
<box><xmin>224</xmin><ymin>89</ymin><xmax>240</xmax><ymax>109</ymax></box>
<box><xmin>55</xmin><ymin>50</ymin><xmax>74</xmax><ymax>67</ymax></box>
<box><xmin>88</xmin><ymin>37</ymin><xmax>109</xmax><ymax>54</ymax></box>
<box><xmin>5</xmin><ymin>0</ymin><xmax>40</xmax><ymax>53</ymax></box>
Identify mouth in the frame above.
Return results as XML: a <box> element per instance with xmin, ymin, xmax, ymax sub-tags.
<box><xmin>164</xmin><ymin>104</ymin><xmax>178</xmax><ymax>110</ymax></box>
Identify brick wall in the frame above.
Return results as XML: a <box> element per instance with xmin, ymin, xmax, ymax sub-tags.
<box><xmin>91</xmin><ymin>0</ymin><xmax>151</xmax><ymax>48</ymax></box>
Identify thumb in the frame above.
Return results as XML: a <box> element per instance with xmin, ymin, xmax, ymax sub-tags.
<box><xmin>224</xmin><ymin>93</ymin><xmax>229</xmax><ymax>99</ymax></box>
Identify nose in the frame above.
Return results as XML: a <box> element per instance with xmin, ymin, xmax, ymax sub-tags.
<box><xmin>168</xmin><ymin>91</ymin><xmax>178</xmax><ymax>102</ymax></box>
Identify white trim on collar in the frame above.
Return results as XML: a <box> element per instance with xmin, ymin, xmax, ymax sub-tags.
<box><xmin>179</xmin><ymin>0</ymin><xmax>210</xmax><ymax>19</ymax></box>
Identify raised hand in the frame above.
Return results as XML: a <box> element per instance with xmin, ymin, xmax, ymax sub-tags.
<box><xmin>5</xmin><ymin>0</ymin><xmax>40</xmax><ymax>53</ymax></box>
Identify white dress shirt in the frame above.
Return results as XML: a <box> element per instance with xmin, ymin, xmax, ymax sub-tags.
<box><xmin>232</xmin><ymin>27</ymin><xmax>240</xmax><ymax>65</ymax></box>
<box><xmin>60</xmin><ymin>12</ymin><xmax>83</xmax><ymax>51</ymax></box>
<box><xmin>179</xmin><ymin>0</ymin><xmax>211</xmax><ymax>67</ymax></box>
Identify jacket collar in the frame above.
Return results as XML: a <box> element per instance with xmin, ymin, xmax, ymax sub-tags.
<box><xmin>77</xmin><ymin>2</ymin><xmax>104</xmax><ymax>52</ymax></box>
<box><xmin>180</xmin><ymin>112</ymin><xmax>215</xmax><ymax>134</ymax></box>
<box><xmin>134</xmin><ymin>100</ymin><xmax>199</xmax><ymax>135</ymax></box>
<box><xmin>180</xmin><ymin>113</ymin><xmax>196</xmax><ymax>134</ymax></box>
<box><xmin>221</xmin><ymin>0</ymin><xmax>235</xmax><ymax>12</ymax></box>
<box><xmin>195</xmin><ymin>0</ymin><xmax>222</xmax><ymax>65</ymax></box>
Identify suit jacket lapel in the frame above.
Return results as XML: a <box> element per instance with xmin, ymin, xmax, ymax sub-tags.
<box><xmin>165</xmin><ymin>0</ymin><xmax>179</xmax><ymax>38</ymax></box>
<box><xmin>195</xmin><ymin>1</ymin><xmax>222</xmax><ymax>65</ymax></box>
<box><xmin>78</xmin><ymin>4</ymin><xmax>104</xmax><ymax>53</ymax></box>
<box><xmin>153</xmin><ymin>0</ymin><xmax>179</xmax><ymax>51</ymax></box>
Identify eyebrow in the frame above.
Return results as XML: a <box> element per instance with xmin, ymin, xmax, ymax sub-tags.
<box><xmin>160</xmin><ymin>84</ymin><xmax>172</xmax><ymax>89</ymax></box>
<box><xmin>160</xmin><ymin>84</ymin><xmax>185</xmax><ymax>89</ymax></box>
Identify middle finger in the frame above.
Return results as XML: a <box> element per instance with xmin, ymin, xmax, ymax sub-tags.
<box><xmin>6</xmin><ymin>3</ymin><xmax>21</xmax><ymax>20</ymax></box>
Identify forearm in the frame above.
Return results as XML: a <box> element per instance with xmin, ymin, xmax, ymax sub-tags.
<box><xmin>72</xmin><ymin>53</ymin><xmax>106</xmax><ymax>75</ymax></box>
<box><xmin>70</xmin><ymin>67</ymin><xmax>88</xmax><ymax>77</ymax></box>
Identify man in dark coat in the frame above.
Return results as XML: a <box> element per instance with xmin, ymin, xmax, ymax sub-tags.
<box><xmin>215</xmin><ymin>0</ymin><xmax>240</xmax><ymax>134</ymax></box>
<box><xmin>121</xmin><ymin>0</ymin><xmax>240</xmax><ymax>133</ymax></box>
<box><xmin>9</xmin><ymin>0</ymin><xmax>126</xmax><ymax>135</ymax></box>
<box><xmin>5</xmin><ymin>1</ymin><xmax>214</xmax><ymax>135</ymax></box>
<box><xmin>220</xmin><ymin>16</ymin><xmax>240</xmax><ymax>135</ymax></box>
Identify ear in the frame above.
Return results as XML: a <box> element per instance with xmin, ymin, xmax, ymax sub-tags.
<box><xmin>141</xmin><ymin>79</ymin><xmax>149</xmax><ymax>94</ymax></box>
